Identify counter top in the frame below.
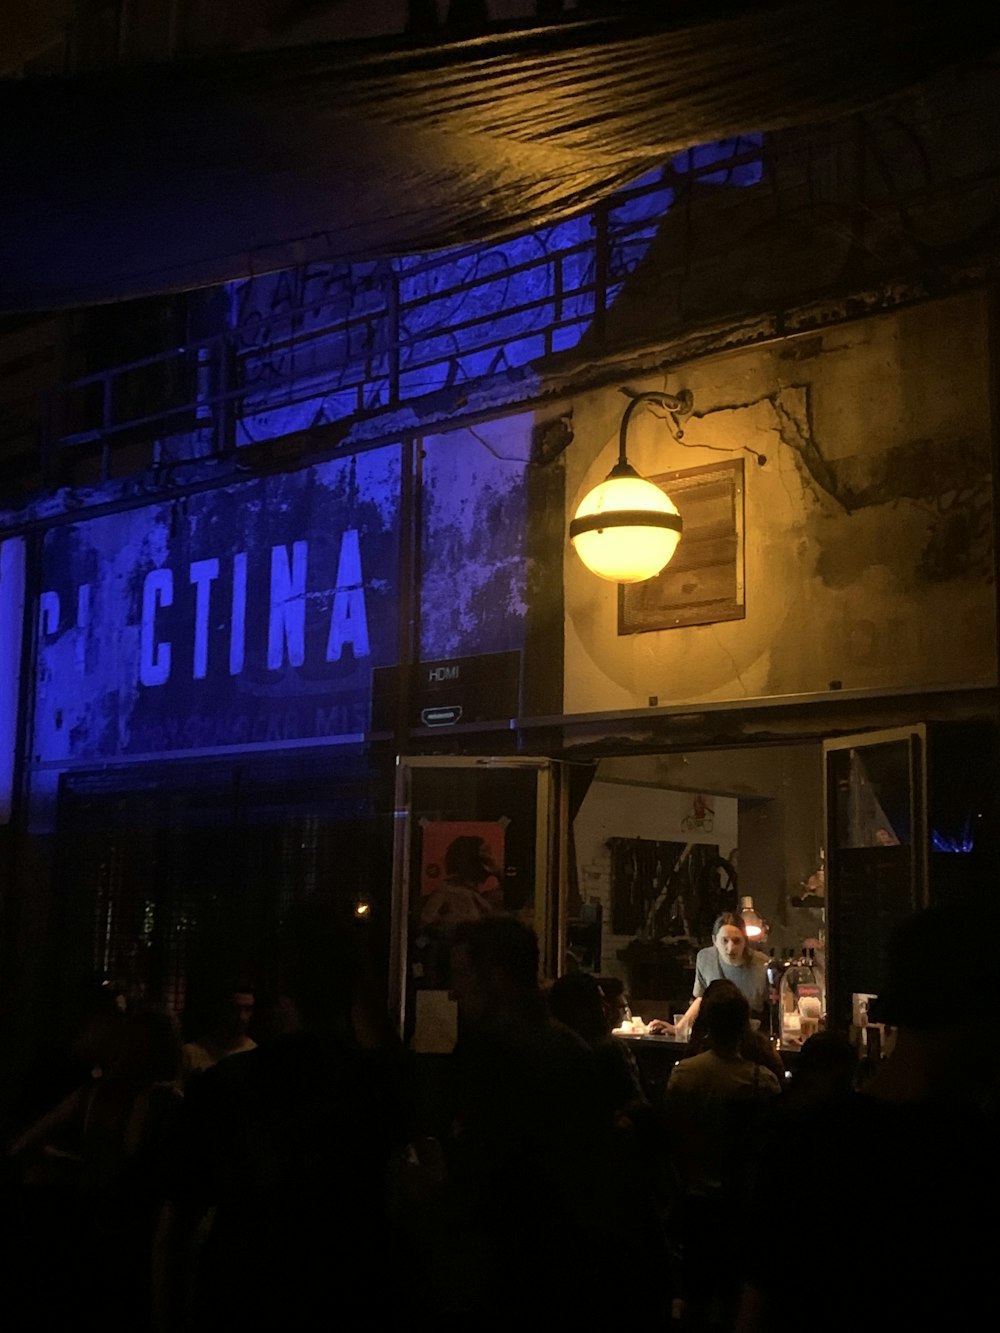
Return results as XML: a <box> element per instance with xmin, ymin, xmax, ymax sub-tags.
<box><xmin>612</xmin><ymin>1030</ymin><xmax>688</xmax><ymax>1045</ymax></box>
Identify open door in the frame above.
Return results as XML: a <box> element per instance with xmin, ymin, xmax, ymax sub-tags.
<box><xmin>389</xmin><ymin>756</ymin><xmax>559</xmax><ymax>1047</ymax></box>
<box><xmin>823</xmin><ymin>725</ymin><xmax>927</xmax><ymax>1030</ymax></box>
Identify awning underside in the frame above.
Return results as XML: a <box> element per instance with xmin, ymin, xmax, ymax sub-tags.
<box><xmin>1</xmin><ymin>2</ymin><xmax>996</xmax><ymax>311</ymax></box>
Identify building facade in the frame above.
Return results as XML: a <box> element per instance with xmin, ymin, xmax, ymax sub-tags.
<box><xmin>2</xmin><ymin>11</ymin><xmax>999</xmax><ymax>1075</ymax></box>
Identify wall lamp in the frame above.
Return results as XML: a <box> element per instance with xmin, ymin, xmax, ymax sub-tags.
<box><xmin>570</xmin><ymin>386</ymin><xmax>693</xmax><ymax>583</ymax></box>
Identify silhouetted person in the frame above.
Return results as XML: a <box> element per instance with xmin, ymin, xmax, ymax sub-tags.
<box><xmin>547</xmin><ymin>971</ymin><xmax>671</xmax><ymax>1316</ymax></box>
<box><xmin>442</xmin><ymin>918</ymin><xmax>624</xmax><ymax>1323</ymax></box>
<box><xmin>596</xmin><ymin>974</ymin><xmax>630</xmax><ymax>1030</ymax></box>
<box><xmin>737</xmin><ymin>905</ymin><xmax>995</xmax><ymax>1333</ymax></box>
<box><xmin>12</xmin><ymin>973</ymin><xmax>128</xmax><ymax>1130</ymax></box>
<box><xmin>155</xmin><ymin>902</ymin><xmax>405</xmax><ymax>1332</ymax></box>
<box><xmin>180</xmin><ymin>982</ymin><xmax>256</xmax><ymax>1086</ymax></box>
<box><xmin>10</xmin><ymin>1006</ymin><xmax>182</xmax><ymax>1326</ymax></box>
<box><xmin>785</xmin><ymin>1029</ymin><xmax>856</xmax><ymax>1107</ymax></box>
<box><xmin>548</xmin><ymin>971</ymin><xmax>648</xmax><ymax>1120</ymax></box>
<box><xmin>685</xmin><ymin>977</ymin><xmax>785</xmax><ymax>1082</ymax></box>
<box><xmin>664</xmin><ymin>981</ymin><xmax>780</xmax><ymax>1328</ymax></box>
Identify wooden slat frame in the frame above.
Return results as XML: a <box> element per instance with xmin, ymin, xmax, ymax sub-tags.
<box><xmin>618</xmin><ymin>458</ymin><xmax>745</xmax><ymax>634</ymax></box>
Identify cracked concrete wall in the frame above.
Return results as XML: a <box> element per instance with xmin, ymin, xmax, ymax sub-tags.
<box><xmin>564</xmin><ymin>290</ymin><xmax>995</xmax><ymax>712</ymax></box>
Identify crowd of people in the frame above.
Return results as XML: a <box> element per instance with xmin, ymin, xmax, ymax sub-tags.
<box><xmin>0</xmin><ymin>902</ymin><xmax>993</xmax><ymax>1331</ymax></box>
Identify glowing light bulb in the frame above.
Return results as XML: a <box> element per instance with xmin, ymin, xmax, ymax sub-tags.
<box><xmin>570</xmin><ymin>465</ymin><xmax>682</xmax><ymax>583</ymax></box>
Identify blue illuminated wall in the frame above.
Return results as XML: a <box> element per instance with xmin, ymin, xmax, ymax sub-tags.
<box><xmin>1</xmin><ymin>537</ymin><xmax>26</xmax><ymax>821</ymax></box>
<box><xmin>32</xmin><ymin>423</ymin><xmax>538</xmax><ymax>762</ymax></box>
<box><xmin>226</xmin><ymin>145</ymin><xmax>761</xmax><ymax>447</ymax></box>
<box><xmin>28</xmin><ymin>141</ymin><xmax>764</xmax><ymax>765</ymax></box>
<box><xmin>33</xmin><ymin>451</ymin><xmax>403</xmax><ymax>762</ymax></box>
<box><xmin>419</xmin><ymin>415</ymin><xmax>532</xmax><ymax>661</ymax></box>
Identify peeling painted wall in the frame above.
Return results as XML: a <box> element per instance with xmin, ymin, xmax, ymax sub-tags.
<box><xmin>33</xmin><ymin>450</ymin><xmax>402</xmax><ymax>762</ymax></box>
<box><xmin>30</xmin><ymin>423</ymin><xmax>537</xmax><ymax>764</ymax></box>
<box><xmin>419</xmin><ymin>415</ymin><xmax>532</xmax><ymax>661</ymax></box>
<box><xmin>564</xmin><ymin>291</ymin><xmax>996</xmax><ymax>713</ymax></box>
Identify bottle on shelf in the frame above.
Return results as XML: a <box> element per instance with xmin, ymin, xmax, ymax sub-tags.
<box><xmin>765</xmin><ymin>949</ymin><xmax>785</xmax><ymax>1042</ymax></box>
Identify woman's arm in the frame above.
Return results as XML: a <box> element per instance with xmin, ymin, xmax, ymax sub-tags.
<box><xmin>649</xmin><ymin>995</ymin><xmax>701</xmax><ymax>1036</ymax></box>
<box><xmin>7</xmin><ymin>1086</ymin><xmax>84</xmax><ymax>1160</ymax></box>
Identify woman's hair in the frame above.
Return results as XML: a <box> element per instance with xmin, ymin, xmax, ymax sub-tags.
<box><xmin>697</xmin><ymin>978</ymin><xmax>751</xmax><ymax>1051</ymax></box>
<box><xmin>711</xmin><ymin>911</ymin><xmax>748</xmax><ymax>941</ymax></box>
<box><xmin>547</xmin><ymin>973</ymin><xmax>607</xmax><ymax>1048</ymax></box>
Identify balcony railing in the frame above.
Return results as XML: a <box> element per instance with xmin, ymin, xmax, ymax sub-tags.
<box><xmin>37</xmin><ymin>143</ymin><xmax>763</xmax><ymax>485</ymax></box>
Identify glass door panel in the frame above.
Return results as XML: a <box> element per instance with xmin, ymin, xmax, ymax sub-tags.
<box><xmin>390</xmin><ymin>756</ymin><xmax>555</xmax><ymax>1047</ymax></box>
<box><xmin>823</xmin><ymin>726</ymin><xmax>926</xmax><ymax>1029</ymax></box>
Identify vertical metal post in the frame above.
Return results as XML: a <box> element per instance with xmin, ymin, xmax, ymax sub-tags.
<box><xmin>592</xmin><ymin>198</ymin><xmax>610</xmax><ymax>348</ymax></box>
<box><xmin>117</xmin><ymin>0</ymin><xmax>132</xmax><ymax>61</ymax></box>
<box><xmin>166</xmin><ymin>0</ymin><xmax>181</xmax><ymax>58</ymax></box>
<box><xmin>987</xmin><ymin>284</ymin><xmax>1000</xmax><ymax>881</ymax></box>
<box><xmin>217</xmin><ymin>335</ymin><xmax>237</xmax><ymax>456</ymax></box>
<box><xmin>100</xmin><ymin>370</ymin><xmax>113</xmax><ymax>481</ymax></box>
<box><xmin>388</xmin><ymin>435</ymin><xmax>421</xmax><ymax>1036</ymax></box>
<box><xmin>394</xmin><ymin>435</ymin><xmax>420</xmax><ymax>753</ymax></box>
<box><xmin>39</xmin><ymin>387</ymin><xmax>54</xmax><ymax>488</ymax></box>
<box><xmin>385</xmin><ymin>262</ymin><xmax>401</xmax><ymax>408</ymax></box>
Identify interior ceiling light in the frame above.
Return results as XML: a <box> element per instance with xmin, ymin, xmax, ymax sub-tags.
<box><xmin>570</xmin><ymin>386</ymin><xmax>692</xmax><ymax>583</ymax></box>
<box><xmin>740</xmin><ymin>894</ymin><xmax>768</xmax><ymax>942</ymax></box>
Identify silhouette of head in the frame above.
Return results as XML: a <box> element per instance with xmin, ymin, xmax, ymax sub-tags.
<box><xmin>700</xmin><ymin>978</ymin><xmax>751</xmax><ymax>1051</ymax></box>
<box><xmin>209</xmin><ymin>981</ymin><xmax>255</xmax><ymax>1039</ymax></box>
<box><xmin>596</xmin><ymin>976</ymin><xmax>629</xmax><ymax>1033</ymax></box>
<box><xmin>444</xmin><ymin>835</ymin><xmax>497</xmax><ymax>886</ymax></box>
<box><xmin>548</xmin><ymin>972</ymin><xmax>606</xmax><ymax>1047</ymax></box>
<box><xmin>793</xmin><ymin>1030</ymin><xmax>857</xmax><ymax>1099</ymax></box>
<box><xmin>449</xmin><ymin>916</ymin><xmax>540</xmax><ymax>1029</ymax></box>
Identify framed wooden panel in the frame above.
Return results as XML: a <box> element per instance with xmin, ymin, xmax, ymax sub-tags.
<box><xmin>619</xmin><ymin>458</ymin><xmax>745</xmax><ymax>633</ymax></box>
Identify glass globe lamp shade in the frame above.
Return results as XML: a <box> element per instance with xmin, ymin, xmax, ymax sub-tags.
<box><xmin>570</xmin><ymin>463</ymin><xmax>683</xmax><ymax>584</ymax></box>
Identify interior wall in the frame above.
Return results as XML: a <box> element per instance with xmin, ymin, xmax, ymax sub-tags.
<box><xmin>578</xmin><ymin>744</ymin><xmax>824</xmax><ymax>985</ymax></box>
<box><xmin>574</xmin><ymin>775</ymin><xmax>738</xmax><ymax>980</ymax></box>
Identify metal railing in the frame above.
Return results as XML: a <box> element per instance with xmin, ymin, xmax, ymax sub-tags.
<box><xmin>37</xmin><ymin>147</ymin><xmax>764</xmax><ymax>483</ymax></box>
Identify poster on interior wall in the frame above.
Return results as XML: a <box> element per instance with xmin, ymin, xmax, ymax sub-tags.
<box><xmin>607</xmin><ymin>837</ymin><xmax>735</xmax><ymax>939</ymax></box>
<box><xmin>416</xmin><ymin>819</ymin><xmax>508</xmax><ymax>928</ymax></box>
<box><xmin>32</xmin><ymin>451</ymin><xmax>401</xmax><ymax>763</ymax></box>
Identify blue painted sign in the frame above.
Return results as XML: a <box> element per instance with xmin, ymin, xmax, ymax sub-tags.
<box><xmin>32</xmin><ymin>451</ymin><xmax>401</xmax><ymax>762</ymax></box>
